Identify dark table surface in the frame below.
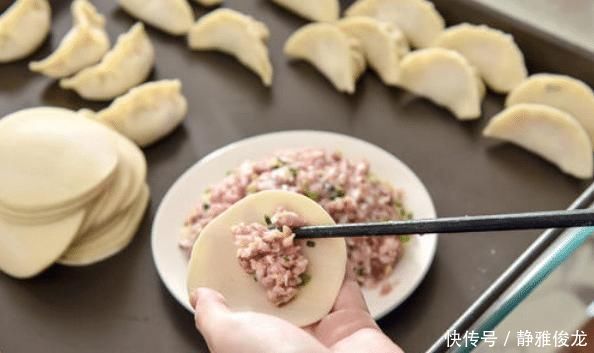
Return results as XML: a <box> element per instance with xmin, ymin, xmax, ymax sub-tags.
<box><xmin>0</xmin><ymin>1</ymin><xmax>591</xmax><ymax>352</ymax></box>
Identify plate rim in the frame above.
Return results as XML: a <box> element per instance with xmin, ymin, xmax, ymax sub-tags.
<box><xmin>151</xmin><ymin>130</ymin><xmax>438</xmax><ymax>319</ymax></box>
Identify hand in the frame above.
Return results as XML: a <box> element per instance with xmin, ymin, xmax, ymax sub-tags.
<box><xmin>190</xmin><ymin>278</ymin><xmax>404</xmax><ymax>353</ymax></box>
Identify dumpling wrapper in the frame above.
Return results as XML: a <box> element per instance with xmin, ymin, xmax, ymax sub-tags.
<box><xmin>0</xmin><ymin>208</ymin><xmax>86</xmax><ymax>278</ymax></box>
<box><xmin>193</xmin><ymin>0</ymin><xmax>223</xmax><ymax>6</ymax></box>
<box><xmin>82</xmin><ymin>80</ymin><xmax>188</xmax><ymax>147</ymax></box>
<box><xmin>484</xmin><ymin>104</ymin><xmax>593</xmax><ymax>179</ymax></box>
<box><xmin>506</xmin><ymin>74</ymin><xmax>594</xmax><ymax>148</ymax></box>
<box><xmin>60</xmin><ymin>23</ymin><xmax>155</xmax><ymax>101</ymax></box>
<box><xmin>119</xmin><ymin>0</ymin><xmax>194</xmax><ymax>36</ymax></box>
<box><xmin>345</xmin><ymin>0</ymin><xmax>444</xmax><ymax>48</ymax></box>
<box><xmin>0</xmin><ymin>0</ymin><xmax>51</xmax><ymax>63</ymax></box>
<box><xmin>29</xmin><ymin>0</ymin><xmax>110</xmax><ymax>78</ymax></box>
<box><xmin>0</xmin><ymin>107</ymin><xmax>118</xmax><ymax>214</ymax></box>
<box><xmin>270</xmin><ymin>0</ymin><xmax>339</xmax><ymax>22</ymax></box>
<box><xmin>78</xmin><ymin>131</ymin><xmax>147</xmax><ymax>234</ymax></box>
<box><xmin>434</xmin><ymin>23</ymin><xmax>527</xmax><ymax>93</ymax></box>
<box><xmin>59</xmin><ymin>184</ymin><xmax>149</xmax><ymax>266</ymax></box>
<box><xmin>337</xmin><ymin>16</ymin><xmax>409</xmax><ymax>86</ymax></box>
<box><xmin>284</xmin><ymin>23</ymin><xmax>365</xmax><ymax>94</ymax></box>
<box><xmin>187</xmin><ymin>190</ymin><xmax>347</xmax><ymax>327</ymax></box>
<box><xmin>187</xmin><ymin>9</ymin><xmax>273</xmax><ymax>87</ymax></box>
<box><xmin>399</xmin><ymin>48</ymin><xmax>485</xmax><ymax>120</ymax></box>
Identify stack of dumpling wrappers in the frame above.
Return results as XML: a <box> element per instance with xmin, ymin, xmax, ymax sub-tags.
<box><xmin>0</xmin><ymin>107</ymin><xmax>149</xmax><ymax>278</ymax></box>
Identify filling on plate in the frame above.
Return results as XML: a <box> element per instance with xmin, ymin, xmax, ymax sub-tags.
<box><xmin>182</xmin><ymin>148</ymin><xmax>413</xmax><ymax>290</ymax></box>
<box><xmin>232</xmin><ymin>208</ymin><xmax>310</xmax><ymax>306</ymax></box>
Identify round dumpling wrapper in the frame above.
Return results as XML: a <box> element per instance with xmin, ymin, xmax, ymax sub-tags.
<box><xmin>0</xmin><ymin>107</ymin><xmax>118</xmax><ymax>213</ymax></box>
<box><xmin>0</xmin><ymin>208</ymin><xmax>86</xmax><ymax>278</ymax></box>
<box><xmin>187</xmin><ymin>190</ymin><xmax>347</xmax><ymax>327</ymax></box>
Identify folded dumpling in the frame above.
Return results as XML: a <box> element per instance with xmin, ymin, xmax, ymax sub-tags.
<box><xmin>337</xmin><ymin>16</ymin><xmax>409</xmax><ymax>86</ymax></box>
<box><xmin>345</xmin><ymin>0</ymin><xmax>444</xmax><ymax>48</ymax></box>
<box><xmin>29</xmin><ymin>0</ymin><xmax>110</xmax><ymax>78</ymax></box>
<box><xmin>0</xmin><ymin>0</ymin><xmax>51</xmax><ymax>63</ymax></box>
<box><xmin>81</xmin><ymin>80</ymin><xmax>188</xmax><ymax>147</ymax></box>
<box><xmin>60</xmin><ymin>23</ymin><xmax>155</xmax><ymax>101</ymax></box>
<box><xmin>284</xmin><ymin>23</ymin><xmax>366</xmax><ymax>93</ymax></box>
<box><xmin>187</xmin><ymin>9</ymin><xmax>273</xmax><ymax>86</ymax></box>
<box><xmin>399</xmin><ymin>48</ymin><xmax>485</xmax><ymax>120</ymax></box>
<box><xmin>119</xmin><ymin>0</ymin><xmax>194</xmax><ymax>36</ymax></box>
<box><xmin>434</xmin><ymin>24</ymin><xmax>527</xmax><ymax>93</ymax></box>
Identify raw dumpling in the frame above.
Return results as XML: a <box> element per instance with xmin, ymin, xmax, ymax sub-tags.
<box><xmin>29</xmin><ymin>0</ymin><xmax>110</xmax><ymax>78</ymax></box>
<box><xmin>345</xmin><ymin>0</ymin><xmax>444</xmax><ymax>48</ymax></box>
<box><xmin>400</xmin><ymin>48</ymin><xmax>485</xmax><ymax>119</ymax></box>
<box><xmin>484</xmin><ymin>104</ymin><xmax>593</xmax><ymax>179</ymax></box>
<box><xmin>187</xmin><ymin>9</ymin><xmax>273</xmax><ymax>86</ymax></box>
<box><xmin>506</xmin><ymin>74</ymin><xmax>594</xmax><ymax>148</ymax></box>
<box><xmin>337</xmin><ymin>16</ymin><xmax>409</xmax><ymax>86</ymax></box>
<box><xmin>119</xmin><ymin>0</ymin><xmax>194</xmax><ymax>36</ymax></box>
<box><xmin>60</xmin><ymin>23</ymin><xmax>155</xmax><ymax>101</ymax></box>
<box><xmin>0</xmin><ymin>0</ymin><xmax>51</xmax><ymax>63</ymax></box>
<box><xmin>284</xmin><ymin>23</ymin><xmax>365</xmax><ymax>93</ymax></box>
<box><xmin>193</xmin><ymin>0</ymin><xmax>223</xmax><ymax>6</ymax></box>
<box><xmin>270</xmin><ymin>0</ymin><xmax>339</xmax><ymax>22</ymax></box>
<box><xmin>187</xmin><ymin>190</ymin><xmax>347</xmax><ymax>327</ymax></box>
<box><xmin>434</xmin><ymin>23</ymin><xmax>527</xmax><ymax>93</ymax></box>
<box><xmin>82</xmin><ymin>80</ymin><xmax>188</xmax><ymax>147</ymax></box>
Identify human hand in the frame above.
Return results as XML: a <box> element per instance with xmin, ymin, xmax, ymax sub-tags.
<box><xmin>190</xmin><ymin>278</ymin><xmax>404</xmax><ymax>353</ymax></box>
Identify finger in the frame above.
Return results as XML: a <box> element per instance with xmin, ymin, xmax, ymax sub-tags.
<box><xmin>332</xmin><ymin>278</ymin><xmax>370</xmax><ymax>313</ymax></box>
<box><xmin>192</xmin><ymin>287</ymin><xmax>230</xmax><ymax>333</ymax></box>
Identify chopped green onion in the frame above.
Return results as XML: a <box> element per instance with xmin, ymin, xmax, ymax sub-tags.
<box><xmin>306</xmin><ymin>240</ymin><xmax>316</xmax><ymax>248</ymax></box>
<box><xmin>299</xmin><ymin>273</ymin><xmax>311</xmax><ymax>286</ymax></box>
<box><xmin>289</xmin><ymin>167</ymin><xmax>298</xmax><ymax>178</ymax></box>
<box><xmin>400</xmin><ymin>235</ymin><xmax>411</xmax><ymax>243</ymax></box>
<box><xmin>356</xmin><ymin>267</ymin><xmax>365</xmax><ymax>276</ymax></box>
<box><xmin>202</xmin><ymin>203</ymin><xmax>210</xmax><ymax>211</ymax></box>
<box><xmin>304</xmin><ymin>189</ymin><xmax>320</xmax><ymax>201</ymax></box>
<box><xmin>264</xmin><ymin>215</ymin><xmax>272</xmax><ymax>226</ymax></box>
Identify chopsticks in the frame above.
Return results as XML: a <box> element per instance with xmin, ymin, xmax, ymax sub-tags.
<box><xmin>293</xmin><ymin>209</ymin><xmax>594</xmax><ymax>239</ymax></box>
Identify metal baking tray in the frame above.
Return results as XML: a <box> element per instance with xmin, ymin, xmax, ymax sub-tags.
<box><xmin>0</xmin><ymin>0</ymin><xmax>592</xmax><ymax>352</ymax></box>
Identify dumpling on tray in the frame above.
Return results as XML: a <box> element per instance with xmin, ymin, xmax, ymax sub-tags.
<box><xmin>399</xmin><ymin>48</ymin><xmax>485</xmax><ymax>120</ymax></box>
<box><xmin>434</xmin><ymin>23</ymin><xmax>527</xmax><ymax>93</ymax></box>
<box><xmin>269</xmin><ymin>0</ymin><xmax>339</xmax><ymax>22</ymax></box>
<box><xmin>187</xmin><ymin>190</ymin><xmax>347</xmax><ymax>327</ymax></box>
<box><xmin>484</xmin><ymin>104</ymin><xmax>593</xmax><ymax>179</ymax></box>
<box><xmin>119</xmin><ymin>0</ymin><xmax>194</xmax><ymax>36</ymax></box>
<box><xmin>0</xmin><ymin>0</ymin><xmax>51</xmax><ymax>63</ymax></box>
<box><xmin>187</xmin><ymin>9</ymin><xmax>273</xmax><ymax>87</ymax></box>
<box><xmin>345</xmin><ymin>0</ymin><xmax>444</xmax><ymax>49</ymax></box>
<box><xmin>284</xmin><ymin>23</ymin><xmax>366</xmax><ymax>94</ymax></box>
<box><xmin>60</xmin><ymin>23</ymin><xmax>155</xmax><ymax>101</ymax></box>
<box><xmin>29</xmin><ymin>0</ymin><xmax>110</xmax><ymax>78</ymax></box>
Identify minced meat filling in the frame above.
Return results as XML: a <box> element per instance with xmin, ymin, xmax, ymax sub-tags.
<box><xmin>232</xmin><ymin>209</ymin><xmax>309</xmax><ymax>306</ymax></box>
<box><xmin>183</xmin><ymin>148</ymin><xmax>412</xmax><ymax>291</ymax></box>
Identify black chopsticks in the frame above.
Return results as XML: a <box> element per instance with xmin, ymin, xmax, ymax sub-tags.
<box><xmin>293</xmin><ymin>209</ymin><xmax>594</xmax><ymax>239</ymax></box>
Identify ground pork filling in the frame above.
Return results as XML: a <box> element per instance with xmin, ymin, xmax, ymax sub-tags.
<box><xmin>232</xmin><ymin>209</ymin><xmax>309</xmax><ymax>306</ymax></box>
<box><xmin>183</xmin><ymin>148</ymin><xmax>413</xmax><ymax>290</ymax></box>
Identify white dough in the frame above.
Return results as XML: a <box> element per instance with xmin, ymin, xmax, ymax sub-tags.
<box><xmin>506</xmin><ymin>74</ymin><xmax>594</xmax><ymax>148</ymax></box>
<box><xmin>59</xmin><ymin>184</ymin><xmax>149</xmax><ymax>266</ymax></box>
<box><xmin>0</xmin><ymin>208</ymin><xmax>86</xmax><ymax>278</ymax></box>
<box><xmin>60</xmin><ymin>23</ymin><xmax>155</xmax><ymax>101</ymax></box>
<box><xmin>187</xmin><ymin>190</ymin><xmax>347</xmax><ymax>327</ymax></box>
<box><xmin>29</xmin><ymin>0</ymin><xmax>110</xmax><ymax>78</ymax></box>
<box><xmin>0</xmin><ymin>107</ymin><xmax>118</xmax><ymax>213</ymax></box>
<box><xmin>399</xmin><ymin>48</ymin><xmax>485</xmax><ymax>120</ymax></box>
<box><xmin>337</xmin><ymin>16</ymin><xmax>409</xmax><ymax>86</ymax></box>
<box><xmin>86</xmin><ymin>80</ymin><xmax>188</xmax><ymax>147</ymax></box>
<box><xmin>284</xmin><ymin>23</ymin><xmax>365</xmax><ymax>94</ymax></box>
<box><xmin>270</xmin><ymin>0</ymin><xmax>339</xmax><ymax>22</ymax></box>
<box><xmin>484</xmin><ymin>104</ymin><xmax>593</xmax><ymax>179</ymax></box>
<box><xmin>0</xmin><ymin>0</ymin><xmax>51</xmax><ymax>63</ymax></box>
<box><xmin>187</xmin><ymin>9</ymin><xmax>273</xmax><ymax>86</ymax></box>
<box><xmin>119</xmin><ymin>0</ymin><xmax>194</xmax><ymax>36</ymax></box>
<box><xmin>434</xmin><ymin>23</ymin><xmax>527</xmax><ymax>93</ymax></box>
<box><xmin>345</xmin><ymin>0</ymin><xmax>444</xmax><ymax>48</ymax></box>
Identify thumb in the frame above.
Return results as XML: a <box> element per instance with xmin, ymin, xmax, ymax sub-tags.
<box><xmin>191</xmin><ymin>287</ymin><xmax>231</xmax><ymax>334</ymax></box>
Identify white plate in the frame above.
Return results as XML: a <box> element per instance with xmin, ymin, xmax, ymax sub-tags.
<box><xmin>152</xmin><ymin>131</ymin><xmax>437</xmax><ymax>320</ymax></box>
